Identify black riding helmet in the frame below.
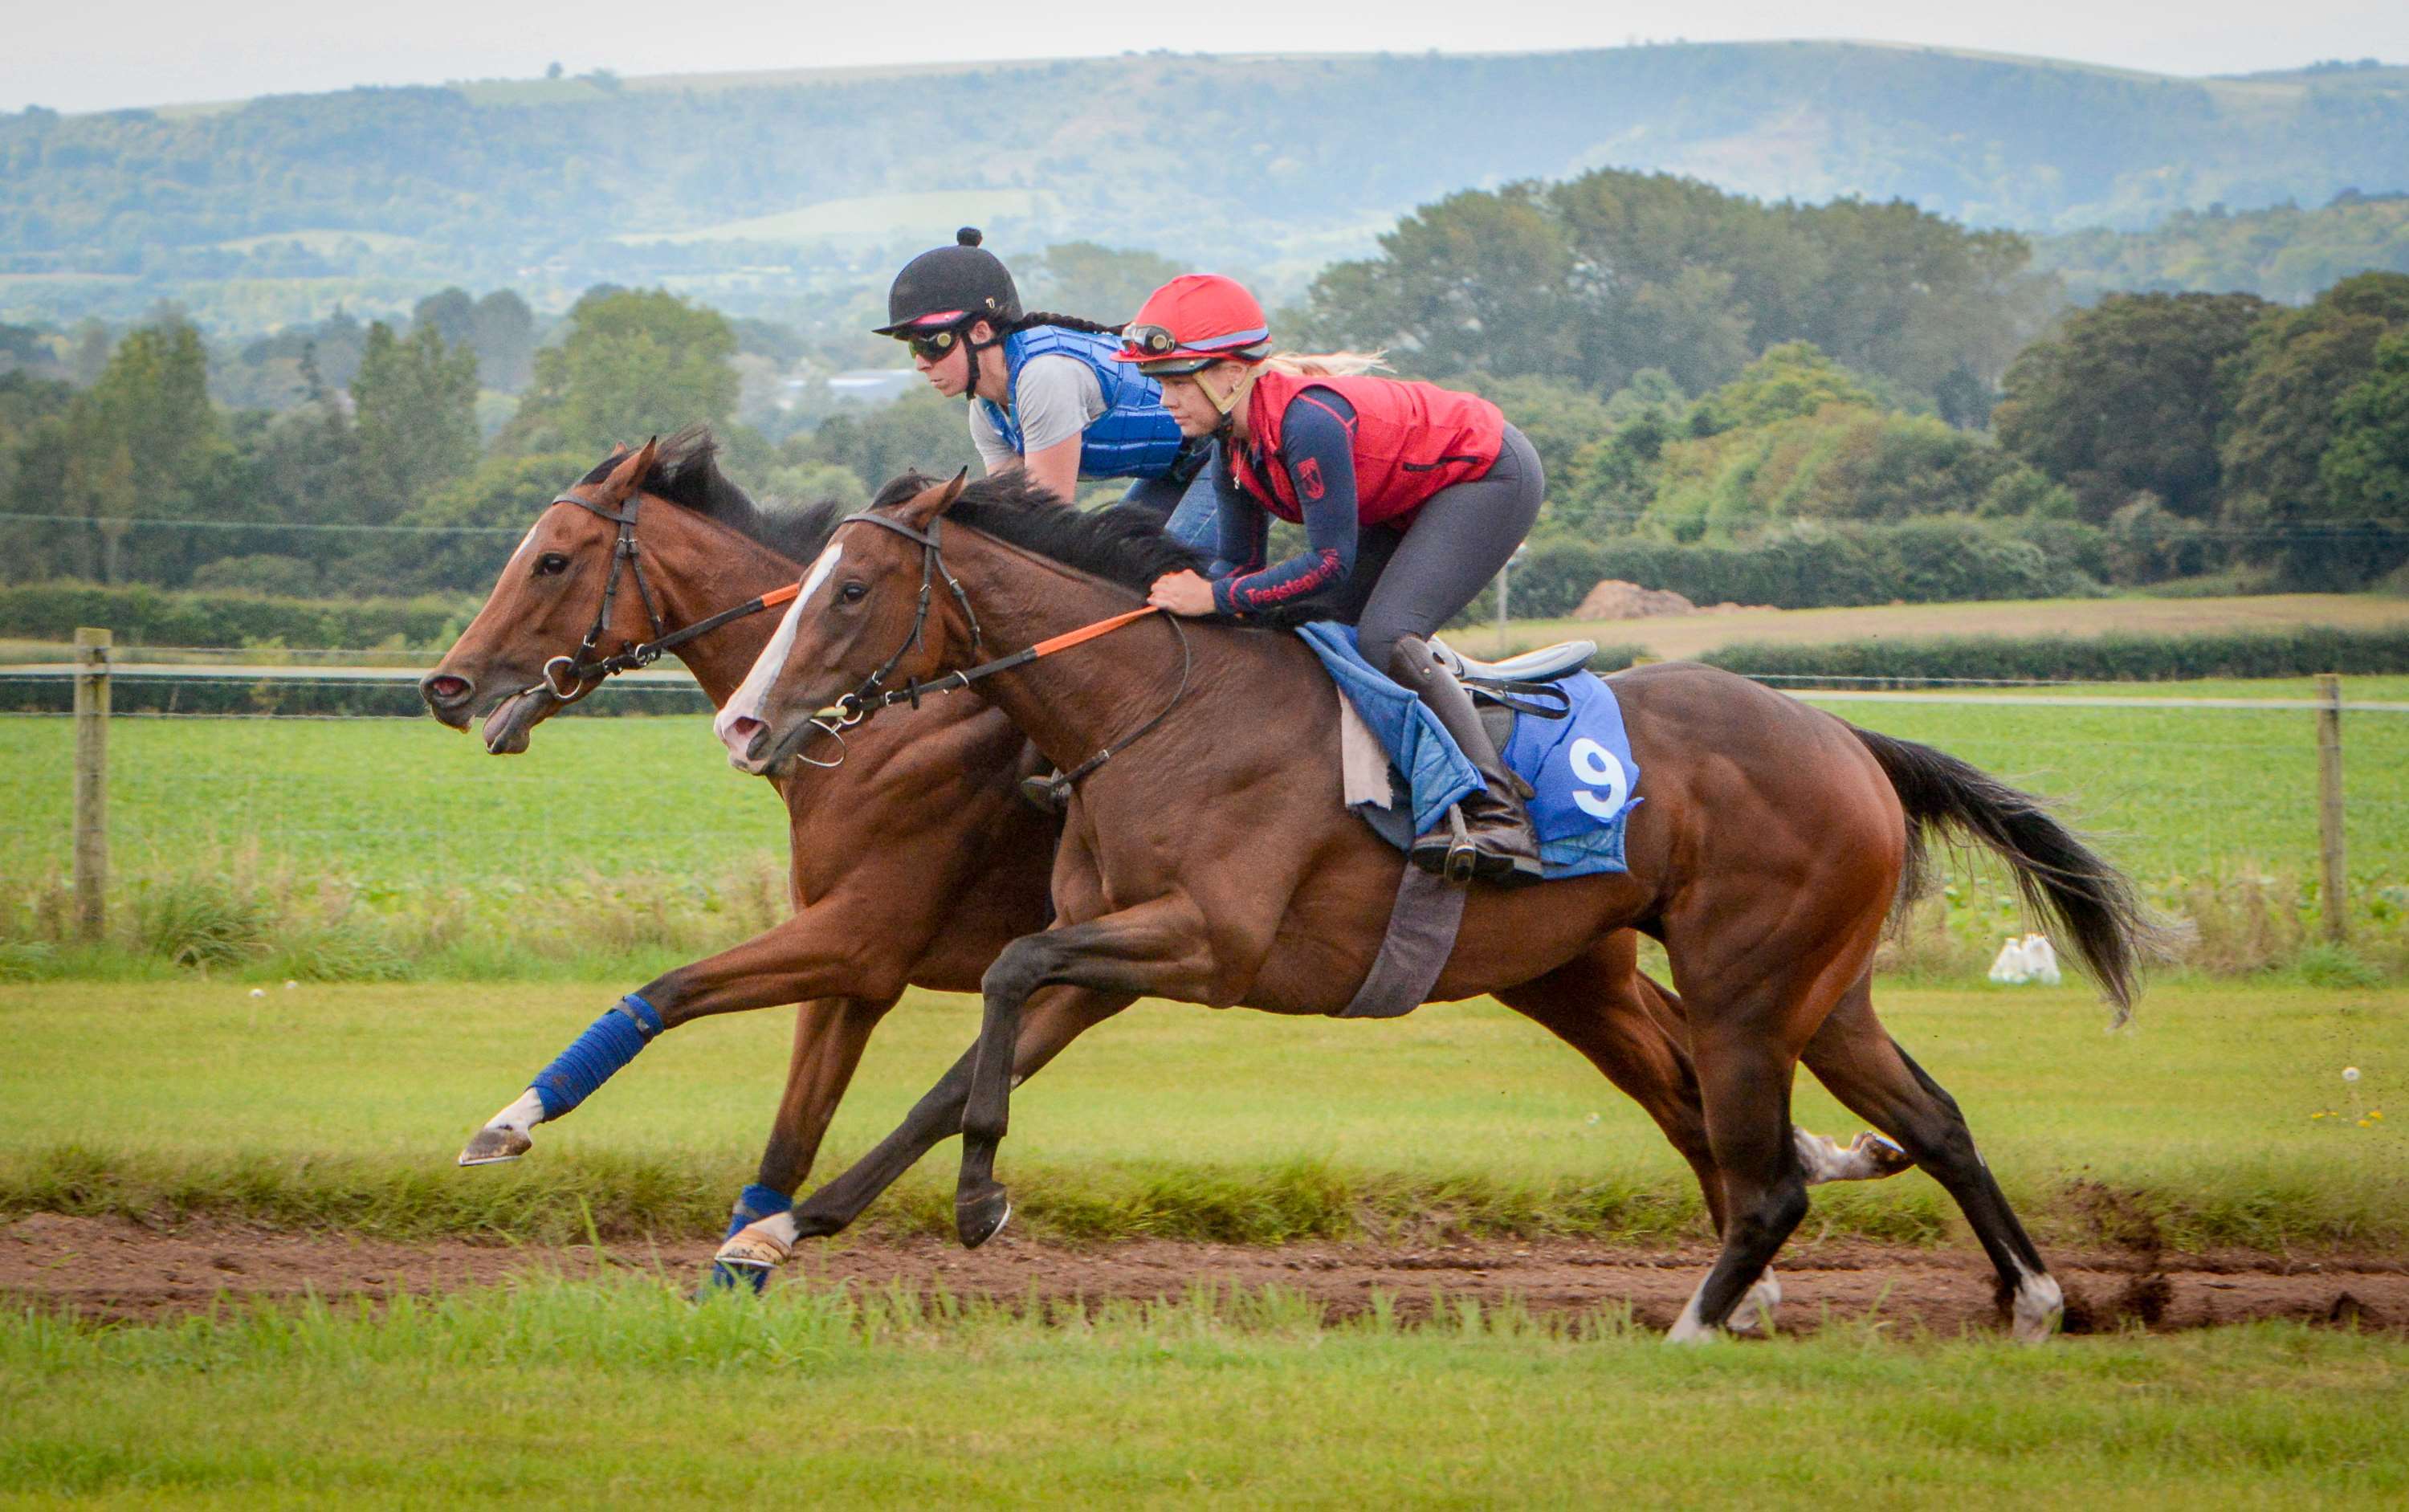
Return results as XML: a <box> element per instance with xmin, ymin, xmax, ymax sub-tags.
<box><xmin>872</xmin><ymin>227</ymin><xmax>1022</xmax><ymax>336</ymax></box>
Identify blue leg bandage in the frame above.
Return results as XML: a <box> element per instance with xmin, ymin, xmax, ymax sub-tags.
<box><xmin>709</xmin><ymin>1183</ymin><xmax>794</xmax><ymax>1294</ymax></box>
<box><xmin>531</xmin><ymin>995</ymin><xmax>662</xmax><ymax>1120</ymax></box>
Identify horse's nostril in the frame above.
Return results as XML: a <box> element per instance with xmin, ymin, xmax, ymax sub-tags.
<box><xmin>745</xmin><ymin>724</ymin><xmax>772</xmax><ymax>764</ymax></box>
<box><xmin>422</xmin><ymin>674</ymin><xmax>473</xmax><ymax>707</ymax></box>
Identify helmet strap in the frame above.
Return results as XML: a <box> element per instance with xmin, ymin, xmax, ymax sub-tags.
<box><xmin>961</xmin><ymin>319</ymin><xmax>1006</xmax><ymax>404</ymax></box>
<box><xmin>1198</xmin><ymin>362</ymin><xmax>1259</xmax><ymax>443</ymax></box>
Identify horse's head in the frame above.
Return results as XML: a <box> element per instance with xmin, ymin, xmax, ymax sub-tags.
<box><xmin>419</xmin><ymin>438</ymin><xmax>662</xmax><ymax>753</ymax></box>
<box><xmin>714</xmin><ymin>471</ymin><xmax>972</xmax><ymax>776</ymax></box>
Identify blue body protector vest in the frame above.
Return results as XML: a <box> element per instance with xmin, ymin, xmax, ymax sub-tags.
<box><xmin>980</xmin><ymin>325</ymin><xmax>1191</xmax><ymax>480</ymax></box>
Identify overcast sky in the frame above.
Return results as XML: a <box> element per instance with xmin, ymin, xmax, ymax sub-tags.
<box><xmin>8</xmin><ymin>0</ymin><xmax>2405</xmax><ymax>114</ymax></box>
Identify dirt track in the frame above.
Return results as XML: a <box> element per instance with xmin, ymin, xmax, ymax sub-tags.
<box><xmin>6</xmin><ymin>1214</ymin><xmax>2403</xmax><ymax>1335</ymax></box>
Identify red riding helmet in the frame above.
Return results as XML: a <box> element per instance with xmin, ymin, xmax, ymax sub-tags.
<box><xmin>1114</xmin><ymin>275</ymin><xmax>1274</xmax><ymax>376</ymax></box>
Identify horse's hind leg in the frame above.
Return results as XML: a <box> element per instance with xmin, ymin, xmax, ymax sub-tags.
<box><xmin>1800</xmin><ymin>976</ymin><xmax>2062</xmax><ymax>1342</ymax></box>
<box><xmin>1498</xmin><ymin>941</ymin><xmax>1727</xmax><ymax>1231</ymax></box>
<box><xmin>1502</xmin><ymin>939</ymin><xmax>1910</xmax><ymax>1332</ymax></box>
<box><xmin>1662</xmin><ymin>900</ymin><xmax>1885</xmax><ymax>1343</ymax></box>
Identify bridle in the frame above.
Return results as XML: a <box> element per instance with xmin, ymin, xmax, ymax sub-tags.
<box><xmin>517</xmin><ymin>489</ymin><xmax>800</xmax><ymax>704</ymax></box>
<box><xmin>789</xmin><ymin>508</ymin><xmax>1191</xmax><ymax>796</ymax></box>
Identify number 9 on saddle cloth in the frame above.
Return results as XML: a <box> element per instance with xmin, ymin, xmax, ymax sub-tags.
<box><xmin>1298</xmin><ymin>624</ymin><xmax>1641</xmax><ymax>881</ymax></box>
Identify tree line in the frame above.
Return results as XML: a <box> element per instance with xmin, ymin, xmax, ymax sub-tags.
<box><xmin>2</xmin><ymin>161</ymin><xmax>2407</xmax><ymax>613</ymax></box>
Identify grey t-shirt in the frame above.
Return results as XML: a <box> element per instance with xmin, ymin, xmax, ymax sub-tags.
<box><xmin>968</xmin><ymin>353</ymin><xmax>1106</xmax><ymax>474</ymax></box>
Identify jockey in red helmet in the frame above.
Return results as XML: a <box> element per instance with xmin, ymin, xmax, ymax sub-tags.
<box><xmin>1121</xmin><ymin>274</ymin><xmax>1546</xmax><ymax>886</ymax></box>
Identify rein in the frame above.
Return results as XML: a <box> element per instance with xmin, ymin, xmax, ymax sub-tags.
<box><xmin>805</xmin><ymin>510</ymin><xmax>1191</xmax><ymax>794</ymax></box>
<box><xmin>522</xmin><ymin>492</ymin><xmax>801</xmax><ymax>703</ymax></box>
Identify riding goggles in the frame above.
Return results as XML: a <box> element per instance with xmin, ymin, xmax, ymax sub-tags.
<box><xmin>900</xmin><ymin>324</ymin><xmax>964</xmax><ymax>363</ymax></box>
<box><xmin>1120</xmin><ymin>323</ymin><xmax>1273</xmax><ymax>376</ymax></box>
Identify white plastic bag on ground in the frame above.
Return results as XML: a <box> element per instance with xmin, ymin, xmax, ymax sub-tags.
<box><xmin>1987</xmin><ymin>933</ymin><xmax>2060</xmax><ymax>984</ymax></box>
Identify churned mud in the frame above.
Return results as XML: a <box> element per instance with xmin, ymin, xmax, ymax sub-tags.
<box><xmin>5</xmin><ymin>1213</ymin><xmax>2403</xmax><ymax>1335</ymax></box>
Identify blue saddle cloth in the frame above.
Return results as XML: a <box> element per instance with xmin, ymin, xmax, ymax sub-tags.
<box><xmin>1296</xmin><ymin>624</ymin><xmax>1641</xmax><ymax>879</ymax></box>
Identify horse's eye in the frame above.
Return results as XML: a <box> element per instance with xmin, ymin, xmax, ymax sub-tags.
<box><xmin>535</xmin><ymin>553</ymin><xmax>570</xmax><ymax>577</ymax></box>
<box><xmin>838</xmin><ymin>581</ymin><xmax>868</xmax><ymax>604</ymax></box>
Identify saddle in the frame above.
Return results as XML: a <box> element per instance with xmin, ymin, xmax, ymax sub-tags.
<box><xmin>1434</xmin><ymin>635</ymin><xmax>1596</xmax><ymax>749</ymax></box>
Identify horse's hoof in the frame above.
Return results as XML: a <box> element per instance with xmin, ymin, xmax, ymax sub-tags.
<box><xmin>2011</xmin><ymin>1272</ymin><xmax>2064</xmax><ymax>1344</ymax></box>
<box><xmin>957</xmin><ymin>1187</ymin><xmax>1013</xmax><ymax>1249</ymax></box>
<box><xmin>457</xmin><ymin>1125</ymin><xmax>532</xmax><ymax>1166</ymax></box>
<box><xmin>1730</xmin><ymin>1270</ymin><xmax>1782</xmax><ymax>1334</ymax></box>
<box><xmin>1852</xmin><ymin>1131</ymin><xmax>1915</xmax><ymax>1180</ymax></box>
<box><xmin>713</xmin><ymin>1226</ymin><xmax>791</xmax><ymax>1272</ymax></box>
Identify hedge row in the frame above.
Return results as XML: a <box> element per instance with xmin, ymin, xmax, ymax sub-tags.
<box><xmin>1510</xmin><ymin>519</ymin><xmax>2097</xmax><ymax>617</ymax></box>
<box><xmin>1690</xmin><ymin>627</ymin><xmax>2409</xmax><ymax>684</ymax></box>
<box><xmin>0</xmin><ymin>677</ymin><xmax>707</xmax><ymax>718</ymax></box>
<box><xmin>0</xmin><ymin>582</ymin><xmax>478</xmax><ymax>650</ymax></box>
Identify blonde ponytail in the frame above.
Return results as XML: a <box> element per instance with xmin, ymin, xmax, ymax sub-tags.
<box><xmin>1261</xmin><ymin>349</ymin><xmax>1389</xmax><ymax>378</ymax></box>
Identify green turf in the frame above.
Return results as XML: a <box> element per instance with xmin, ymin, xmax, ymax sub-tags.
<box><xmin>2</xmin><ymin>980</ymin><xmax>2400</xmax><ymax>1250</ymax></box>
<box><xmin>2</xmin><ymin>681</ymin><xmax>2401</xmax><ymax>898</ymax></box>
<box><xmin>2</xmin><ymin>1280</ymin><xmax>2403</xmax><ymax>1507</ymax></box>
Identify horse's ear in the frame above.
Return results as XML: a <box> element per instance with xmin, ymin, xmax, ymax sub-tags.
<box><xmin>897</xmin><ymin>468</ymin><xmax>969</xmax><ymax>528</ymax></box>
<box><xmin>601</xmin><ymin>436</ymin><xmax>658</xmax><ymax>501</ymax></box>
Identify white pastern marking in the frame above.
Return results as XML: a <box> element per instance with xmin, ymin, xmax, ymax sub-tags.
<box><xmin>1665</xmin><ymin>1278</ymin><xmax>1722</xmax><ymax>1344</ymax></box>
<box><xmin>2009</xmin><ymin>1259</ymin><xmax>2064</xmax><ymax>1344</ymax></box>
<box><xmin>715</xmin><ymin>542</ymin><xmax>841</xmax><ymax>753</ymax></box>
<box><xmin>1796</xmin><ymin>1127</ymin><xmax>1910</xmax><ymax>1185</ymax></box>
<box><xmin>487</xmin><ymin>1087</ymin><xmax>545</xmax><ymax>1135</ymax></box>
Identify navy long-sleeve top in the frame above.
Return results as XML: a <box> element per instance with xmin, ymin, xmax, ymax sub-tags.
<box><xmin>1207</xmin><ymin>386</ymin><xmax>1362</xmax><ymax>615</ymax></box>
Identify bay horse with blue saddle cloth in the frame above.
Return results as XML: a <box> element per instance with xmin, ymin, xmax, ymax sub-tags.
<box><xmin>715</xmin><ymin>471</ymin><xmax>2161</xmax><ymax>1341</ymax></box>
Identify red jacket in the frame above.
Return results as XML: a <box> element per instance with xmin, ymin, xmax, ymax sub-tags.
<box><xmin>1228</xmin><ymin>371</ymin><xmax>1506</xmax><ymax>525</ymax></box>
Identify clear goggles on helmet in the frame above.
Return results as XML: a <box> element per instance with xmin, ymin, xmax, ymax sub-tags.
<box><xmin>1123</xmin><ymin>323</ymin><xmax>1184</xmax><ymax>359</ymax></box>
<box><xmin>1121</xmin><ymin>322</ymin><xmax>1272</xmax><ymax>373</ymax></box>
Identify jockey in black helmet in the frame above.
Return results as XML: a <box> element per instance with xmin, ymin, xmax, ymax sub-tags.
<box><xmin>876</xmin><ymin>228</ymin><xmax>1214</xmax><ymax>538</ymax></box>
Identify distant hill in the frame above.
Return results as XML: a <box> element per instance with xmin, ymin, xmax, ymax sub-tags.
<box><xmin>3</xmin><ymin>42</ymin><xmax>2406</xmax><ymax>329</ymax></box>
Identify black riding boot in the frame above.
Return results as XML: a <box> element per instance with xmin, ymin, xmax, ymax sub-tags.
<box><xmin>1387</xmin><ymin>635</ymin><xmax>1545</xmax><ymax>887</ymax></box>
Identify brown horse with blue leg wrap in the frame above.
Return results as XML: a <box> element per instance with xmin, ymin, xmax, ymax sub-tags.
<box><xmin>719</xmin><ymin>471</ymin><xmax>2161</xmax><ymax>1341</ymax></box>
<box><xmin>418</xmin><ymin>430</ymin><xmax>1900</xmax><ymax>1310</ymax></box>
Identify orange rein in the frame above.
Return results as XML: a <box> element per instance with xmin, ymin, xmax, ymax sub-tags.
<box><xmin>1028</xmin><ymin>604</ymin><xmax>1160</xmax><ymax>659</ymax></box>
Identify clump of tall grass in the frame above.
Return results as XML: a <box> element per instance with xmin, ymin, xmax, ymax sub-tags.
<box><xmin>0</xmin><ymin>850</ymin><xmax>794</xmax><ymax>984</ymax></box>
<box><xmin>3</xmin><ymin>846</ymin><xmax>2403</xmax><ymax>988</ymax></box>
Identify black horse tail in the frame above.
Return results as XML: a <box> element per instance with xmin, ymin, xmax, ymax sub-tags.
<box><xmin>1850</xmin><ymin>724</ymin><xmax>2165</xmax><ymax>1022</ymax></box>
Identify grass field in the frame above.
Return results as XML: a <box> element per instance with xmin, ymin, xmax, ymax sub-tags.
<box><xmin>5</xmin><ymin>1283</ymin><xmax>2403</xmax><ymax>1506</ymax></box>
<box><xmin>1450</xmin><ymin>592</ymin><xmax>2409</xmax><ymax>662</ymax></box>
<box><xmin>2</xmin><ymin>980</ymin><xmax>2399</xmax><ymax>1251</ymax></box>
<box><xmin>3</xmin><ymin>678</ymin><xmax>2402</xmax><ymax>921</ymax></box>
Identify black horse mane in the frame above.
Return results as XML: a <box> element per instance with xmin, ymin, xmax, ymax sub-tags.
<box><xmin>577</xmin><ymin>424</ymin><xmax>845</xmax><ymax>565</ymax></box>
<box><xmin>870</xmin><ymin>470</ymin><xmax>1208</xmax><ymax>593</ymax></box>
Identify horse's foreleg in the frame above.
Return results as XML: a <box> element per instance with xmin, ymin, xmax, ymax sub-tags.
<box><xmin>952</xmin><ymin>899</ymin><xmax>1214</xmax><ymax>1249</ymax></box>
<box><xmin>715</xmin><ymin>987</ymin><xmax>1131</xmax><ymax>1273</ymax></box>
<box><xmin>1661</xmin><ymin>890</ymin><xmax>1885</xmax><ymax>1343</ymax></box>
<box><xmin>704</xmin><ymin>994</ymin><xmax>898</xmax><ymax>1294</ymax></box>
<box><xmin>457</xmin><ymin>908</ymin><xmax>909</xmax><ymax>1166</ymax></box>
<box><xmin>1801</xmin><ymin>975</ymin><xmax>2061</xmax><ymax>1342</ymax></box>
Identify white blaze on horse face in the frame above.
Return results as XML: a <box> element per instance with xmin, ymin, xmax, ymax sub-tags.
<box><xmin>507</xmin><ymin>520</ymin><xmax>543</xmax><ymax>568</ymax></box>
<box><xmin>715</xmin><ymin>541</ymin><xmax>843</xmax><ymax>757</ymax></box>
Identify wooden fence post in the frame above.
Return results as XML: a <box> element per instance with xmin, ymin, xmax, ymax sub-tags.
<box><xmin>2317</xmin><ymin>671</ymin><xmax>2346</xmax><ymax>944</ymax></box>
<box><xmin>72</xmin><ymin>626</ymin><xmax>110</xmax><ymax>943</ymax></box>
